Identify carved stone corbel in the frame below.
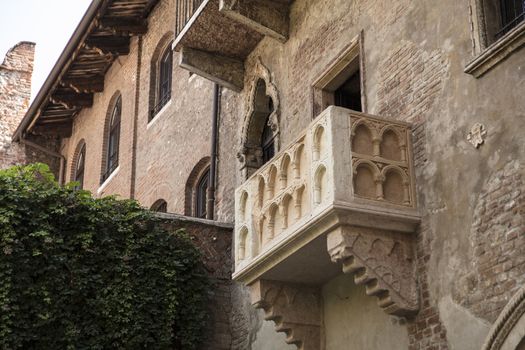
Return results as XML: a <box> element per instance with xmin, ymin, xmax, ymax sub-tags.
<box><xmin>250</xmin><ymin>280</ymin><xmax>321</xmax><ymax>350</ymax></box>
<box><xmin>327</xmin><ymin>226</ymin><xmax>419</xmax><ymax>316</ymax></box>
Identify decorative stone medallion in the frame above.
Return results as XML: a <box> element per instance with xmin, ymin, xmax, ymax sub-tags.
<box><xmin>467</xmin><ymin>123</ymin><xmax>487</xmax><ymax>148</ymax></box>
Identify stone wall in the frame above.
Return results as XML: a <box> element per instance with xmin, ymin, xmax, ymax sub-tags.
<box><xmin>155</xmin><ymin>213</ymin><xmax>234</xmax><ymax>350</ymax></box>
<box><xmin>0</xmin><ymin>42</ymin><xmax>34</xmax><ymax>169</ymax></box>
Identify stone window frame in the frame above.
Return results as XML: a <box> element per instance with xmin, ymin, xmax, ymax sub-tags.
<box><xmin>148</xmin><ymin>32</ymin><xmax>175</xmax><ymax>123</ymax></box>
<box><xmin>482</xmin><ymin>286</ymin><xmax>525</xmax><ymax>350</ymax></box>
<box><xmin>70</xmin><ymin>139</ymin><xmax>86</xmax><ymax>189</ymax></box>
<box><xmin>465</xmin><ymin>0</ymin><xmax>525</xmax><ymax>77</ymax></box>
<box><xmin>311</xmin><ymin>31</ymin><xmax>367</xmax><ymax>118</ymax></box>
<box><xmin>100</xmin><ymin>91</ymin><xmax>122</xmax><ymax>184</ymax></box>
<box><xmin>238</xmin><ymin>58</ymin><xmax>281</xmax><ymax>181</ymax></box>
<box><xmin>185</xmin><ymin>156</ymin><xmax>211</xmax><ymax>217</ymax></box>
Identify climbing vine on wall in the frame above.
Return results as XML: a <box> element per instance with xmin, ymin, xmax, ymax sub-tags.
<box><xmin>0</xmin><ymin>163</ymin><xmax>209</xmax><ymax>349</ymax></box>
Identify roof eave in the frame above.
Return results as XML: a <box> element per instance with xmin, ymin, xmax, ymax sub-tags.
<box><xmin>13</xmin><ymin>0</ymin><xmax>104</xmax><ymax>142</ymax></box>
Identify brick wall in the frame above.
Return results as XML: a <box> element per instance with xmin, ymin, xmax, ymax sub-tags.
<box><xmin>0</xmin><ymin>42</ymin><xmax>35</xmax><ymax>169</ymax></box>
<box><xmin>455</xmin><ymin>160</ymin><xmax>525</xmax><ymax>323</ymax></box>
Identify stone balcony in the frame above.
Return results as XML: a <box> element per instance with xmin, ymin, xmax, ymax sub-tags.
<box><xmin>173</xmin><ymin>0</ymin><xmax>292</xmax><ymax>91</ymax></box>
<box><xmin>233</xmin><ymin>107</ymin><xmax>421</xmax><ymax>346</ymax></box>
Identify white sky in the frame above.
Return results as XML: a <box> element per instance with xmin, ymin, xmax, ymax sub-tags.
<box><xmin>0</xmin><ymin>0</ymin><xmax>92</xmax><ymax>101</ymax></box>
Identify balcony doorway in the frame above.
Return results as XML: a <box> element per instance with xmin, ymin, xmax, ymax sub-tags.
<box><xmin>312</xmin><ymin>33</ymin><xmax>366</xmax><ymax>117</ymax></box>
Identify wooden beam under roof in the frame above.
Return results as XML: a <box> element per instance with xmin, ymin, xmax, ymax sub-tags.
<box><xmin>85</xmin><ymin>36</ymin><xmax>130</xmax><ymax>55</ymax></box>
<box><xmin>99</xmin><ymin>17</ymin><xmax>148</xmax><ymax>34</ymax></box>
<box><xmin>32</xmin><ymin>121</ymin><xmax>73</xmax><ymax>138</ymax></box>
<box><xmin>60</xmin><ymin>76</ymin><xmax>105</xmax><ymax>93</ymax></box>
<box><xmin>50</xmin><ymin>92</ymin><xmax>94</xmax><ymax>109</ymax></box>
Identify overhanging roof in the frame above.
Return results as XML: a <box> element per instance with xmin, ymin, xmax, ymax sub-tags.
<box><xmin>13</xmin><ymin>0</ymin><xmax>160</xmax><ymax>141</ymax></box>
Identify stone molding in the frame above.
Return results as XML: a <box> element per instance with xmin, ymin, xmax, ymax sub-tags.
<box><xmin>327</xmin><ymin>226</ymin><xmax>418</xmax><ymax>316</ymax></box>
<box><xmin>482</xmin><ymin>286</ymin><xmax>525</xmax><ymax>350</ymax></box>
<box><xmin>238</xmin><ymin>58</ymin><xmax>281</xmax><ymax>179</ymax></box>
<box><xmin>465</xmin><ymin>15</ymin><xmax>525</xmax><ymax>78</ymax></box>
<box><xmin>250</xmin><ymin>280</ymin><xmax>321</xmax><ymax>350</ymax></box>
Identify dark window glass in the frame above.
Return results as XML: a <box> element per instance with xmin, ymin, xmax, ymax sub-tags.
<box><xmin>261</xmin><ymin>111</ymin><xmax>275</xmax><ymax>165</ymax></box>
<box><xmin>196</xmin><ymin>168</ymin><xmax>209</xmax><ymax>219</ymax></box>
<box><xmin>334</xmin><ymin>70</ymin><xmax>362</xmax><ymax>112</ymax></box>
<box><xmin>151</xmin><ymin>199</ymin><xmax>168</xmax><ymax>213</ymax></box>
<box><xmin>151</xmin><ymin>46</ymin><xmax>173</xmax><ymax>119</ymax></box>
<box><xmin>496</xmin><ymin>0</ymin><xmax>525</xmax><ymax>38</ymax></box>
<box><xmin>102</xmin><ymin>96</ymin><xmax>121</xmax><ymax>182</ymax></box>
<box><xmin>74</xmin><ymin>144</ymin><xmax>86</xmax><ymax>190</ymax></box>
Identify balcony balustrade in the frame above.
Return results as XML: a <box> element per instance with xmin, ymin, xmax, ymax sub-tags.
<box><xmin>233</xmin><ymin>107</ymin><xmax>421</xmax><ymax>338</ymax></box>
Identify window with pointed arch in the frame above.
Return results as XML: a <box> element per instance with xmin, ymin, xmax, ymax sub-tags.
<box><xmin>73</xmin><ymin>143</ymin><xmax>86</xmax><ymax>190</ymax></box>
<box><xmin>150</xmin><ymin>44</ymin><xmax>173</xmax><ymax>120</ymax></box>
<box><xmin>102</xmin><ymin>95</ymin><xmax>121</xmax><ymax>183</ymax></box>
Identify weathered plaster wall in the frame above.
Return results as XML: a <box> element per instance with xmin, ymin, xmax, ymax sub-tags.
<box><xmin>323</xmin><ymin>274</ymin><xmax>409</xmax><ymax>350</ymax></box>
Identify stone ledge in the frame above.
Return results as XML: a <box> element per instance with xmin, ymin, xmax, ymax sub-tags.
<box><xmin>465</xmin><ymin>21</ymin><xmax>525</xmax><ymax>78</ymax></box>
<box><xmin>154</xmin><ymin>211</ymin><xmax>234</xmax><ymax>229</ymax></box>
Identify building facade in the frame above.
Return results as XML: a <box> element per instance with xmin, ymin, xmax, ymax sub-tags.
<box><xmin>12</xmin><ymin>0</ymin><xmax>525</xmax><ymax>349</ymax></box>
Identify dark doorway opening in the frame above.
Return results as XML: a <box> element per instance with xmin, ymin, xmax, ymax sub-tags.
<box><xmin>334</xmin><ymin>70</ymin><xmax>362</xmax><ymax>112</ymax></box>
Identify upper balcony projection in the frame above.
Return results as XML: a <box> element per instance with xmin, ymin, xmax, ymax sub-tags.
<box><xmin>173</xmin><ymin>0</ymin><xmax>292</xmax><ymax>91</ymax></box>
<box><xmin>234</xmin><ymin>106</ymin><xmax>421</xmax><ymax>316</ymax></box>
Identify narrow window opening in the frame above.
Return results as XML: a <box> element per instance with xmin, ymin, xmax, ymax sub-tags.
<box><xmin>102</xmin><ymin>96</ymin><xmax>121</xmax><ymax>183</ymax></box>
<box><xmin>195</xmin><ymin>168</ymin><xmax>209</xmax><ymax>219</ymax></box>
<box><xmin>150</xmin><ymin>45</ymin><xmax>173</xmax><ymax>120</ymax></box>
<box><xmin>74</xmin><ymin>144</ymin><xmax>86</xmax><ymax>190</ymax></box>
<box><xmin>261</xmin><ymin>98</ymin><xmax>275</xmax><ymax>165</ymax></box>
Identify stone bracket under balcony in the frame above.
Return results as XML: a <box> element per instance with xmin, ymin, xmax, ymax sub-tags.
<box><xmin>327</xmin><ymin>225</ymin><xmax>418</xmax><ymax>316</ymax></box>
<box><xmin>251</xmin><ymin>280</ymin><xmax>321</xmax><ymax>350</ymax></box>
<box><xmin>233</xmin><ymin>106</ymin><xmax>421</xmax><ymax>328</ymax></box>
<box><xmin>173</xmin><ymin>0</ymin><xmax>292</xmax><ymax>90</ymax></box>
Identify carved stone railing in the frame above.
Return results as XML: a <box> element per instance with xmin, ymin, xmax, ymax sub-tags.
<box><xmin>233</xmin><ymin>106</ymin><xmax>420</xmax><ymax>349</ymax></box>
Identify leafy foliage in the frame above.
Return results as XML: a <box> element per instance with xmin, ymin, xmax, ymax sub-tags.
<box><xmin>0</xmin><ymin>164</ymin><xmax>209</xmax><ymax>349</ymax></box>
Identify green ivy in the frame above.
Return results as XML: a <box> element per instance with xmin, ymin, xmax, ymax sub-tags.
<box><xmin>0</xmin><ymin>163</ymin><xmax>209</xmax><ymax>349</ymax></box>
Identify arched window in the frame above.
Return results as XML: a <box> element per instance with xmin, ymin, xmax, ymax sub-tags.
<box><xmin>150</xmin><ymin>199</ymin><xmax>168</xmax><ymax>213</ymax></box>
<box><xmin>74</xmin><ymin>143</ymin><xmax>86</xmax><ymax>190</ymax></box>
<box><xmin>102</xmin><ymin>95</ymin><xmax>121</xmax><ymax>183</ymax></box>
<box><xmin>239</xmin><ymin>74</ymin><xmax>280</xmax><ymax>179</ymax></box>
<box><xmin>195</xmin><ymin>168</ymin><xmax>209</xmax><ymax>219</ymax></box>
<box><xmin>185</xmin><ymin>157</ymin><xmax>211</xmax><ymax>218</ymax></box>
<box><xmin>150</xmin><ymin>44</ymin><xmax>173</xmax><ymax>119</ymax></box>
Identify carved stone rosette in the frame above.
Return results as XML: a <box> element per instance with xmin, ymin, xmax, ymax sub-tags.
<box><xmin>327</xmin><ymin>226</ymin><xmax>419</xmax><ymax>316</ymax></box>
<box><xmin>250</xmin><ymin>280</ymin><xmax>321</xmax><ymax>350</ymax></box>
